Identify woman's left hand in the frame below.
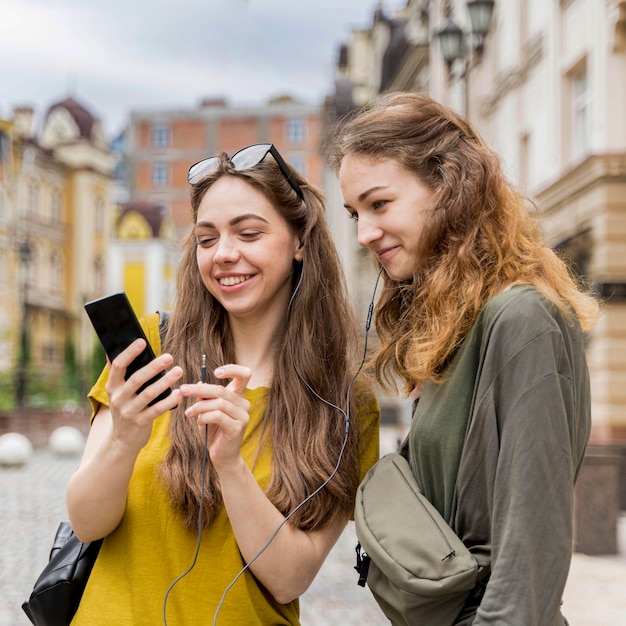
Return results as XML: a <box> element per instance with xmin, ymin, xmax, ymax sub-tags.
<box><xmin>179</xmin><ymin>364</ymin><xmax>251</xmax><ymax>469</ymax></box>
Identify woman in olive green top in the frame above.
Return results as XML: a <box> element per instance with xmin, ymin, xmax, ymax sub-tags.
<box><xmin>331</xmin><ymin>93</ymin><xmax>598</xmax><ymax>625</ymax></box>
<box><xmin>67</xmin><ymin>145</ymin><xmax>379</xmax><ymax>625</ymax></box>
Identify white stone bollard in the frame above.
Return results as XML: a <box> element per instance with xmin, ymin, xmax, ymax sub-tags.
<box><xmin>0</xmin><ymin>432</ymin><xmax>34</xmax><ymax>467</ymax></box>
<box><xmin>49</xmin><ymin>426</ymin><xmax>85</xmax><ymax>457</ymax></box>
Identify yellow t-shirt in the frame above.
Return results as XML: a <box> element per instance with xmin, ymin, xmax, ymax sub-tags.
<box><xmin>73</xmin><ymin>314</ymin><xmax>379</xmax><ymax>625</ymax></box>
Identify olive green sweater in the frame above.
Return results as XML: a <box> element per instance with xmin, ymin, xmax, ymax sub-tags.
<box><xmin>408</xmin><ymin>286</ymin><xmax>591</xmax><ymax>625</ymax></box>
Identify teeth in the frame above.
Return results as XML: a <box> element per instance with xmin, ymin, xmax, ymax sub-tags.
<box><xmin>219</xmin><ymin>275</ymin><xmax>251</xmax><ymax>286</ymax></box>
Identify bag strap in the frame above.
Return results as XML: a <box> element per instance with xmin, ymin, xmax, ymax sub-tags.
<box><xmin>157</xmin><ymin>310</ymin><xmax>170</xmax><ymax>347</ymax></box>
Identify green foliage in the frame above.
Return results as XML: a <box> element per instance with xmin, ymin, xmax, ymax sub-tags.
<box><xmin>89</xmin><ymin>339</ymin><xmax>106</xmax><ymax>385</ymax></box>
<box><xmin>64</xmin><ymin>339</ymin><xmax>81</xmax><ymax>396</ymax></box>
<box><xmin>1</xmin><ymin>339</ymin><xmax>107</xmax><ymax>411</ymax></box>
<box><xmin>0</xmin><ymin>372</ymin><xmax>16</xmax><ymax>411</ymax></box>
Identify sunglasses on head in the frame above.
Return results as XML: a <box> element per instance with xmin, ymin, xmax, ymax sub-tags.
<box><xmin>187</xmin><ymin>143</ymin><xmax>304</xmax><ymax>200</ymax></box>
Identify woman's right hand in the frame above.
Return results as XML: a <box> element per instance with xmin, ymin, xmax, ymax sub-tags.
<box><xmin>105</xmin><ymin>338</ymin><xmax>183</xmax><ymax>452</ymax></box>
<box><xmin>68</xmin><ymin>339</ymin><xmax>183</xmax><ymax>542</ymax></box>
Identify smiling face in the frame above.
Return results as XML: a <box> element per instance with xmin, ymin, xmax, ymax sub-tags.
<box><xmin>339</xmin><ymin>154</ymin><xmax>436</xmax><ymax>282</ymax></box>
<box><xmin>194</xmin><ymin>176</ymin><xmax>302</xmax><ymax>325</ymax></box>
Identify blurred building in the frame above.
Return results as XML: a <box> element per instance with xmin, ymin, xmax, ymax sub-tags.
<box><xmin>0</xmin><ymin>114</ymin><xmax>19</xmax><ymax>374</ymax></box>
<box><xmin>428</xmin><ymin>0</ymin><xmax>626</xmax><ymax>448</ymax></box>
<box><xmin>109</xmin><ymin>200</ymin><xmax>176</xmax><ymax>317</ymax></box>
<box><xmin>323</xmin><ymin>1</ymin><xmax>429</xmax><ymax>323</ymax></box>
<box><xmin>324</xmin><ymin>0</ymin><xmax>626</xmax><ymax>450</ymax></box>
<box><xmin>124</xmin><ymin>95</ymin><xmax>324</xmax><ymax>240</ymax></box>
<box><xmin>0</xmin><ymin>97</ymin><xmax>115</xmax><ymax>389</ymax></box>
<box><xmin>321</xmin><ymin>0</ymin><xmax>431</xmax><ymax>427</ymax></box>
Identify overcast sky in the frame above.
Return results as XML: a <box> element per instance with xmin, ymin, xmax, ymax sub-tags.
<box><xmin>0</xmin><ymin>0</ymin><xmax>406</xmax><ymax>139</ymax></box>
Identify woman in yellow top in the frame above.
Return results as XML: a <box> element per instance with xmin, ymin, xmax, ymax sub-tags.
<box><xmin>67</xmin><ymin>144</ymin><xmax>380</xmax><ymax>625</ymax></box>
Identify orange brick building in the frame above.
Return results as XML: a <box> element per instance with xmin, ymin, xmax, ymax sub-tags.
<box><xmin>126</xmin><ymin>96</ymin><xmax>324</xmax><ymax>235</ymax></box>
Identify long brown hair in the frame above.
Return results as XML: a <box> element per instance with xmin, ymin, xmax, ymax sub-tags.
<box><xmin>159</xmin><ymin>153</ymin><xmax>368</xmax><ymax>530</ymax></box>
<box><xmin>330</xmin><ymin>92</ymin><xmax>599</xmax><ymax>394</ymax></box>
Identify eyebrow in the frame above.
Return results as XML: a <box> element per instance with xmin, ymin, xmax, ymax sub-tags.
<box><xmin>343</xmin><ymin>185</ymin><xmax>389</xmax><ymax>209</ymax></box>
<box><xmin>195</xmin><ymin>213</ymin><xmax>270</xmax><ymax>229</ymax></box>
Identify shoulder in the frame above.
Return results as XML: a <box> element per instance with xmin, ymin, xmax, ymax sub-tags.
<box><xmin>486</xmin><ymin>285</ymin><xmax>555</xmax><ymax>323</ymax></box>
<box><xmin>481</xmin><ymin>285</ymin><xmax>577</xmax><ymax>346</ymax></box>
<box><xmin>477</xmin><ymin>286</ymin><xmax>586</xmax><ymax>386</ymax></box>
<box><xmin>352</xmin><ymin>374</ymin><xmax>380</xmax><ymax>479</ymax></box>
<box><xmin>138</xmin><ymin>313</ymin><xmax>162</xmax><ymax>354</ymax></box>
<box><xmin>352</xmin><ymin>373</ymin><xmax>380</xmax><ymax>420</ymax></box>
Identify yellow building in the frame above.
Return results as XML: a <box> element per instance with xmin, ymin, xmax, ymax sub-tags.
<box><xmin>3</xmin><ymin>97</ymin><xmax>114</xmax><ymax>403</ymax></box>
<box><xmin>109</xmin><ymin>200</ymin><xmax>176</xmax><ymax>318</ymax></box>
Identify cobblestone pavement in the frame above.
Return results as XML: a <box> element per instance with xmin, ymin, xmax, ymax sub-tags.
<box><xmin>2</xmin><ymin>441</ymin><xmax>626</xmax><ymax>625</ymax></box>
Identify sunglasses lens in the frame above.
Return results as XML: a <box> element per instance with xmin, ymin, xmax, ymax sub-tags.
<box><xmin>188</xmin><ymin>144</ymin><xmax>302</xmax><ymax>200</ymax></box>
<box><xmin>231</xmin><ymin>144</ymin><xmax>271</xmax><ymax>171</ymax></box>
<box><xmin>188</xmin><ymin>156</ymin><xmax>220</xmax><ymax>184</ymax></box>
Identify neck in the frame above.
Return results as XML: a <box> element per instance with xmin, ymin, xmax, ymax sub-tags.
<box><xmin>228</xmin><ymin>314</ymin><xmax>284</xmax><ymax>388</ymax></box>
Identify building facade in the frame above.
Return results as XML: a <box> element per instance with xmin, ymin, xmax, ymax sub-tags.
<box><xmin>324</xmin><ymin>0</ymin><xmax>626</xmax><ymax>446</ymax></box>
<box><xmin>321</xmin><ymin>1</ymin><xmax>431</xmax><ymax>425</ymax></box>
<box><xmin>428</xmin><ymin>0</ymin><xmax>626</xmax><ymax>445</ymax></box>
<box><xmin>109</xmin><ymin>200</ymin><xmax>177</xmax><ymax>317</ymax></box>
<box><xmin>0</xmin><ymin>97</ymin><xmax>115</xmax><ymax>403</ymax></box>
<box><xmin>125</xmin><ymin>96</ymin><xmax>324</xmax><ymax>238</ymax></box>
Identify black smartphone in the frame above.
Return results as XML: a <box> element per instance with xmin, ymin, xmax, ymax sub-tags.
<box><xmin>84</xmin><ymin>292</ymin><xmax>172</xmax><ymax>406</ymax></box>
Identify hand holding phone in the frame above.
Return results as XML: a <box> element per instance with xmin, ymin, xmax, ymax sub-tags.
<box><xmin>85</xmin><ymin>292</ymin><xmax>172</xmax><ymax>406</ymax></box>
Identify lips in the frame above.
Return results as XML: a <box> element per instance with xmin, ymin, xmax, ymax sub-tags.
<box><xmin>375</xmin><ymin>245</ymin><xmax>398</xmax><ymax>259</ymax></box>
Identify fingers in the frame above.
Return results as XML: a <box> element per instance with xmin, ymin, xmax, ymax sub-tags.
<box><xmin>215</xmin><ymin>364</ymin><xmax>252</xmax><ymax>396</ymax></box>
<box><xmin>179</xmin><ymin>384</ymin><xmax>251</xmax><ymax>422</ymax></box>
<box><xmin>106</xmin><ymin>339</ymin><xmax>183</xmax><ymax>411</ymax></box>
<box><xmin>178</xmin><ymin>364</ymin><xmax>250</xmax><ymax>401</ymax></box>
<box><xmin>107</xmin><ymin>339</ymin><xmax>147</xmax><ymax>384</ymax></box>
<box><xmin>179</xmin><ymin>365</ymin><xmax>251</xmax><ymax>427</ymax></box>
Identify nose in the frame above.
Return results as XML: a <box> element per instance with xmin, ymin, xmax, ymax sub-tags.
<box><xmin>357</xmin><ymin>216</ymin><xmax>383</xmax><ymax>248</ymax></box>
<box><xmin>213</xmin><ymin>236</ymin><xmax>240</xmax><ymax>263</ymax></box>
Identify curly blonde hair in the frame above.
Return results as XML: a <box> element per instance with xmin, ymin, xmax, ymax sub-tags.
<box><xmin>330</xmin><ymin>92</ymin><xmax>598</xmax><ymax>394</ymax></box>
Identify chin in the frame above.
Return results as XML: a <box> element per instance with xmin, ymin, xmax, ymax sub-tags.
<box><xmin>384</xmin><ymin>267</ymin><xmax>413</xmax><ymax>282</ymax></box>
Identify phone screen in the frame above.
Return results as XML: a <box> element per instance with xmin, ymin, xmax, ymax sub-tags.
<box><xmin>85</xmin><ymin>292</ymin><xmax>172</xmax><ymax>405</ymax></box>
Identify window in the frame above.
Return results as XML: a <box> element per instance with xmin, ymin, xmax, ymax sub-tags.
<box><xmin>51</xmin><ymin>191</ymin><xmax>62</xmax><ymax>223</ymax></box>
<box><xmin>572</xmin><ymin>68</ymin><xmax>590</xmax><ymax>162</ymax></box>
<box><xmin>152</xmin><ymin>124</ymin><xmax>170</xmax><ymax>148</ymax></box>
<box><xmin>287</xmin><ymin>118</ymin><xmax>305</xmax><ymax>145</ymax></box>
<box><xmin>152</xmin><ymin>162</ymin><xmax>169</xmax><ymax>187</ymax></box>
<box><xmin>95</xmin><ymin>196</ymin><xmax>105</xmax><ymax>233</ymax></box>
<box><xmin>94</xmin><ymin>256</ymin><xmax>104</xmax><ymax>294</ymax></box>
<box><xmin>287</xmin><ymin>154</ymin><xmax>305</xmax><ymax>176</ymax></box>
<box><xmin>24</xmin><ymin>243</ymin><xmax>36</xmax><ymax>286</ymax></box>
<box><xmin>28</xmin><ymin>182</ymin><xmax>39</xmax><ymax>218</ymax></box>
<box><xmin>50</xmin><ymin>251</ymin><xmax>64</xmax><ymax>291</ymax></box>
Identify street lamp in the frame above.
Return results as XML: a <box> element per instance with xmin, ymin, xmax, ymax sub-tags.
<box><xmin>436</xmin><ymin>0</ymin><xmax>495</xmax><ymax>117</ymax></box>
<box><xmin>15</xmin><ymin>239</ymin><xmax>33</xmax><ymax>410</ymax></box>
<box><xmin>467</xmin><ymin>0</ymin><xmax>496</xmax><ymax>54</ymax></box>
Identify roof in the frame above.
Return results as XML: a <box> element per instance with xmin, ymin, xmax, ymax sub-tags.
<box><xmin>118</xmin><ymin>201</ymin><xmax>166</xmax><ymax>238</ymax></box>
<box><xmin>45</xmin><ymin>97</ymin><xmax>96</xmax><ymax>140</ymax></box>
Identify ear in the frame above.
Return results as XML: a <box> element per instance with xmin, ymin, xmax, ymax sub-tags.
<box><xmin>294</xmin><ymin>240</ymin><xmax>304</xmax><ymax>262</ymax></box>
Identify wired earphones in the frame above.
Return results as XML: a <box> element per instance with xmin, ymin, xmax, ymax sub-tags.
<box><xmin>163</xmin><ymin>355</ymin><xmax>209</xmax><ymax>626</ymax></box>
<box><xmin>210</xmin><ymin>264</ymin><xmax>385</xmax><ymax>625</ymax></box>
<box><xmin>163</xmin><ymin>264</ymin><xmax>385</xmax><ymax>625</ymax></box>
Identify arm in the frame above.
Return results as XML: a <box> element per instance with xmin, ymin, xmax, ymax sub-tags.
<box><xmin>66</xmin><ymin>339</ymin><xmax>183</xmax><ymax>542</ymax></box>
<box><xmin>473</xmin><ymin>328</ymin><xmax>580</xmax><ymax>625</ymax></box>
<box><xmin>216</xmin><ymin>451</ymin><xmax>347</xmax><ymax>604</ymax></box>
<box><xmin>180</xmin><ymin>364</ymin><xmax>348</xmax><ymax>604</ymax></box>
